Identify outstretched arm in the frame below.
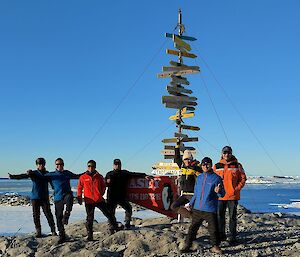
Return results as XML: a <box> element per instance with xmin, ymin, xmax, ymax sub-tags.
<box><xmin>64</xmin><ymin>170</ymin><xmax>84</xmax><ymax>179</ymax></box>
<box><xmin>8</xmin><ymin>172</ymin><xmax>29</xmax><ymax>180</ymax></box>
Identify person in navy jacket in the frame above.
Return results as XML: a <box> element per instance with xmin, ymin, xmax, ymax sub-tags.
<box><xmin>28</xmin><ymin>158</ymin><xmax>82</xmax><ymax>243</ymax></box>
<box><xmin>181</xmin><ymin>157</ymin><xmax>225</xmax><ymax>254</ymax></box>
<box><xmin>9</xmin><ymin>158</ymin><xmax>56</xmax><ymax>238</ymax></box>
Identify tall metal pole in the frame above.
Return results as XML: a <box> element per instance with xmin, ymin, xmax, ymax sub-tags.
<box><xmin>178</xmin><ymin>9</ymin><xmax>183</xmax><ymax>146</ymax></box>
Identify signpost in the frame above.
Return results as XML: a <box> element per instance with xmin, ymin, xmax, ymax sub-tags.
<box><xmin>158</xmin><ymin>9</ymin><xmax>201</xmax><ymax>170</ymax></box>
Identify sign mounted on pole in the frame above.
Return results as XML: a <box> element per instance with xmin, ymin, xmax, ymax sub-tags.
<box><xmin>167</xmin><ymin>85</ymin><xmax>193</xmax><ymax>95</ymax></box>
<box><xmin>165</xmin><ymin>33</ymin><xmax>197</xmax><ymax>41</ymax></box>
<box><xmin>166</xmin><ymin>49</ymin><xmax>197</xmax><ymax>59</ymax></box>
<box><xmin>158</xmin><ymin>69</ymin><xmax>199</xmax><ymax>78</ymax></box>
<box><xmin>181</xmin><ymin>125</ymin><xmax>200</xmax><ymax>131</ymax></box>
<box><xmin>173</xmin><ymin>35</ymin><xmax>191</xmax><ymax>52</ymax></box>
<box><xmin>171</xmin><ymin>76</ymin><xmax>189</xmax><ymax>85</ymax></box>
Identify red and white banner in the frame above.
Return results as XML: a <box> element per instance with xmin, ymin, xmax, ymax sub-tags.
<box><xmin>127</xmin><ymin>176</ymin><xmax>179</xmax><ymax>218</ymax></box>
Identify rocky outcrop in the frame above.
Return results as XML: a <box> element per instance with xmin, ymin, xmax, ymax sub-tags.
<box><xmin>0</xmin><ymin>205</ymin><xmax>299</xmax><ymax>256</ymax></box>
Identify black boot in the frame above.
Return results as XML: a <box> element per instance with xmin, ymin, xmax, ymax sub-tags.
<box><xmin>87</xmin><ymin>231</ymin><xmax>93</xmax><ymax>241</ymax></box>
<box><xmin>51</xmin><ymin>226</ymin><xmax>57</xmax><ymax>236</ymax></box>
<box><xmin>63</xmin><ymin>211</ymin><xmax>70</xmax><ymax>225</ymax></box>
<box><xmin>58</xmin><ymin>231</ymin><xmax>66</xmax><ymax>244</ymax></box>
<box><xmin>180</xmin><ymin>242</ymin><xmax>192</xmax><ymax>253</ymax></box>
<box><xmin>35</xmin><ymin>227</ymin><xmax>42</xmax><ymax>238</ymax></box>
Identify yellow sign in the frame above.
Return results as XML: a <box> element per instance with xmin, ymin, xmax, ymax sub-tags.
<box><xmin>169</xmin><ymin>112</ymin><xmax>195</xmax><ymax>120</ymax></box>
<box><xmin>173</xmin><ymin>35</ymin><xmax>192</xmax><ymax>51</ymax></box>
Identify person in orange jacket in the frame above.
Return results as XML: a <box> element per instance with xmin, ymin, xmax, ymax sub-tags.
<box><xmin>77</xmin><ymin>160</ymin><xmax>121</xmax><ymax>241</ymax></box>
<box><xmin>213</xmin><ymin>146</ymin><xmax>247</xmax><ymax>245</ymax></box>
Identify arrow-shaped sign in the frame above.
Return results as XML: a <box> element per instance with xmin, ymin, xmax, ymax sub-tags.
<box><xmin>162</xmin><ymin>95</ymin><xmax>197</xmax><ymax>103</ymax></box>
<box><xmin>181</xmin><ymin>125</ymin><xmax>201</xmax><ymax>131</ymax></box>
<box><xmin>163</xmin><ymin>66</ymin><xmax>200</xmax><ymax>72</ymax></box>
<box><xmin>165</xmin><ymin>33</ymin><xmax>197</xmax><ymax>41</ymax></box>
<box><xmin>162</xmin><ymin>138</ymin><xmax>178</xmax><ymax>143</ymax></box>
<box><xmin>171</xmin><ymin>76</ymin><xmax>189</xmax><ymax>85</ymax></box>
<box><xmin>166</xmin><ymin>49</ymin><xmax>197</xmax><ymax>58</ymax></box>
<box><xmin>169</xmin><ymin>112</ymin><xmax>195</xmax><ymax>120</ymax></box>
<box><xmin>173</xmin><ymin>35</ymin><xmax>192</xmax><ymax>51</ymax></box>
<box><xmin>164</xmin><ymin>102</ymin><xmax>196</xmax><ymax>110</ymax></box>
<box><xmin>182</xmin><ymin>137</ymin><xmax>199</xmax><ymax>142</ymax></box>
<box><xmin>158</xmin><ymin>69</ymin><xmax>199</xmax><ymax>78</ymax></box>
<box><xmin>167</xmin><ymin>85</ymin><xmax>193</xmax><ymax>95</ymax></box>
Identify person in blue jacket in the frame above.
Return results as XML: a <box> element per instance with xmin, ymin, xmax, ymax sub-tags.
<box><xmin>180</xmin><ymin>157</ymin><xmax>225</xmax><ymax>254</ymax></box>
<box><xmin>28</xmin><ymin>158</ymin><xmax>82</xmax><ymax>243</ymax></box>
<box><xmin>9</xmin><ymin>157</ymin><xmax>56</xmax><ymax>238</ymax></box>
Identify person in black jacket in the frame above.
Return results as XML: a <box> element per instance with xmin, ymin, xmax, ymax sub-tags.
<box><xmin>170</xmin><ymin>143</ymin><xmax>202</xmax><ymax>218</ymax></box>
<box><xmin>105</xmin><ymin>159</ymin><xmax>149</xmax><ymax>229</ymax></box>
<box><xmin>8</xmin><ymin>158</ymin><xmax>56</xmax><ymax>238</ymax></box>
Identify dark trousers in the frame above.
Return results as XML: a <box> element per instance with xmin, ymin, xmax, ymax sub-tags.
<box><xmin>170</xmin><ymin>194</ymin><xmax>193</xmax><ymax>212</ymax></box>
<box><xmin>85</xmin><ymin>201</ymin><xmax>118</xmax><ymax>232</ymax></box>
<box><xmin>108</xmin><ymin>198</ymin><xmax>132</xmax><ymax>225</ymax></box>
<box><xmin>218</xmin><ymin>200</ymin><xmax>238</xmax><ymax>240</ymax></box>
<box><xmin>32</xmin><ymin>199</ymin><xmax>56</xmax><ymax>232</ymax></box>
<box><xmin>186</xmin><ymin>209</ymin><xmax>219</xmax><ymax>247</ymax></box>
<box><xmin>54</xmin><ymin>193</ymin><xmax>73</xmax><ymax>234</ymax></box>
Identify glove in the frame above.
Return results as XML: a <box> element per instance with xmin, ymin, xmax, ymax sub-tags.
<box><xmin>26</xmin><ymin>169</ymin><xmax>33</xmax><ymax>175</ymax></box>
<box><xmin>77</xmin><ymin>197</ymin><xmax>83</xmax><ymax>205</ymax></box>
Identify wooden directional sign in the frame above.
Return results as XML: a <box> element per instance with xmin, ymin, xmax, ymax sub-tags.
<box><xmin>173</xmin><ymin>35</ymin><xmax>191</xmax><ymax>51</ymax></box>
<box><xmin>165</xmin><ymin>33</ymin><xmax>197</xmax><ymax>41</ymax></box>
<box><xmin>163</xmin><ymin>66</ymin><xmax>200</xmax><ymax>72</ymax></box>
<box><xmin>174</xmin><ymin>132</ymin><xmax>188</xmax><ymax>138</ymax></box>
<box><xmin>167</xmin><ymin>90</ymin><xmax>188</xmax><ymax>97</ymax></box>
<box><xmin>181</xmin><ymin>124</ymin><xmax>200</xmax><ymax>131</ymax></box>
<box><xmin>161</xmin><ymin>149</ymin><xmax>196</xmax><ymax>155</ymax></box>
<box><xmin>182</xmin><ymin>137</ymin><xmax>198</xmax><ymax>142</ymax></box>
<box><xmin>164</xmin><ymin>145</ymin><xmax>196</xmax><ymax>151</ymax></box>
<box><xmin>167</xmin><ymin>85</ymin><xmax>193</xmax><ymax>95</ymax></box>
<box><xmin>184</xmin><ymin>146</ymin><xmax>196</xmax><ymax>151</ymax></box>
<box><xmin>170</xmin><ymin>60</ymin><xmax>186</xmax><ymax>67</ymax></box>
<box><xmin>164</xmin><ymin>155</ymin><xmax>175</xmax><ymax>160</ymax></box>
<box><xmin>169</xmin><ymin>112</ymin><xmax>195</xmax><ymax>120</ymax></box>
<box><xmin>162</xmin><ymin>138</ymin><xmax>178</xmax><ymax>143</ymax></box>
<box><xmin>166</xmin><ymin>49</ymin><xmax>197</xmax><ymax>58</ymax></box>
<box><xmin>162</xmin><ymin>95</ymin><xmax>197</xmax><ymax>103</ymax></box>
<box><xmin>165</xmin><ymin>102</ymin><xmax>195</xmax><ymax>110</ymax></box>
<box><xmin>158</xmin><ymin>69</ymin><xmax>199</xmax><ymax>78</ymax></box>
<box><xmin>174</xmin><ymin>43</ymin><xmax>188</xmax><ymax>52</ymax></box>
<box><xmin>171</xmin><ymin>76</ymin><xmax>189</xmax><ymax>85</ymax></box>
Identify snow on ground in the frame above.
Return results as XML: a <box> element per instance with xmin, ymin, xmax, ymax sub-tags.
<box><xmin>0</xmin><ymin>204</ymin><xmax>163</xmax><ymax>236</ymax></box>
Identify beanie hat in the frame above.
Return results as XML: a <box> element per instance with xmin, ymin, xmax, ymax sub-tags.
<box><xmin>36</xmin><ymin>157</ymin><xmax>46</xmax><ymax>165</ymax></box>
<box><xmin>182</xmin><ymin>150</ymin><xmax>193</xmax><ymax>160</ymax></box>
<box><xmin>113</xmin><ymin>159</ymin><xmax>121</xmax><ymax>165</ymax></box>
<box><xmin>201</xmin><ymin>157</ymin><xmax>213</xmax><ymax>165</ymax></box>
<box><xmin>222</xmin><ymin>146</ymin><xmax>232</xmax><ymax>154</ymax></box>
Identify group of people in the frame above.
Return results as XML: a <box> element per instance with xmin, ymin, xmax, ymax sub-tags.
<box><xmin>9</xmin><ymin>145</ymin><xmax>246</xmax><ymax>254</ymax></box>
<box><xmin>9</xmin><ymin>158</ymin><xmax>147</xmax><ymax>243</ymax></box>
<box><xmin>172</xmin><ymin>144</ymin><xmax>247</xmax><ymax>254</ymax></box>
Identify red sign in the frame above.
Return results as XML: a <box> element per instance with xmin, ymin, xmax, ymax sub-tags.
<box><xmin>127</xmin><ymin>176</ymin><xmax>179</xmax><ymax>218</ymax></box>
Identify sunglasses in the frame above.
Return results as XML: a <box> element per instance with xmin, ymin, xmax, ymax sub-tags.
<box><xmin>56</xmin><ymin>163</ymin><xmax>64</xmax><ymax>166</ymax></box>
<box><xmin>201</xmin><ymin>163</ymin><xmax>211</xmax><ymax>166</ymax></box>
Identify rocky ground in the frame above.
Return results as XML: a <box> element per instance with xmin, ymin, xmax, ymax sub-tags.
<box><xmin>0</xmin><ymin>205</ymin><xmax>299</xmax><ymax>257</ymax></box>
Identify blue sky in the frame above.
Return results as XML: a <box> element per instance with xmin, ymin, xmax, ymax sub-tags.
<box><xmin>0</xmin><ymin>0</ymin><xmax>299</xmax><ymax>177</ymax></box>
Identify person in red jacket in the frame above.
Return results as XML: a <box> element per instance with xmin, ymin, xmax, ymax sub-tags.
<box><xmin>213</xmin><ymin>146</ymin><xmax>247</xmax><ymax>245</ymax></box>
<box><xmin>77</xmin><ymin>160</ymin><xmax>121</xmax><ymax>241</ymax></box>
